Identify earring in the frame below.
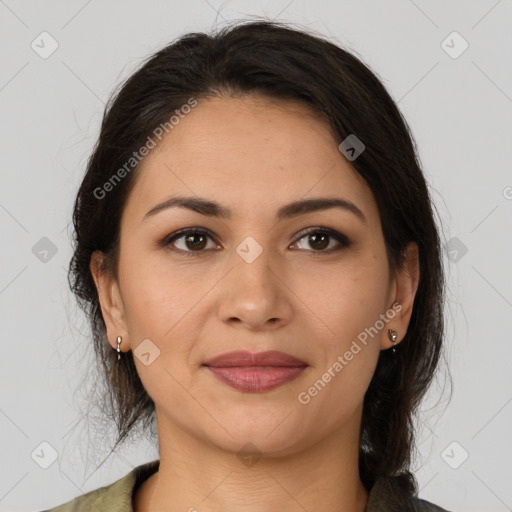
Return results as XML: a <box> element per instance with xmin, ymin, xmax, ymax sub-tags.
<box><xmin>116</xmin><ymin>336</ymin><xmax>122</xmax><ymax>360</ymax></box>
<box><xmin>388</xmin><ymin>329</ymin><xmax>398</xmax><ymax>353</ymax></box>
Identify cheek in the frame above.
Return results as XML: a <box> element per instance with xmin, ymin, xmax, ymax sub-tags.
<box><xmin>117</xmin><ymin>249</ymin><xmax>202</xmax><ymax>350</ymax></box>
<box><xmin>300</xmin><ymin>269</ymin><xmax>385</xmax><ymax>414</ymax></box>
<box><xmin>317</xmin><ymin>262</ymin><xmax>388</xmax><ymax>403</ymax></box>
<box><xmin>306</xmin><ymin>259</ymin><xmax>389</xmax><ymax>348</ymax></box>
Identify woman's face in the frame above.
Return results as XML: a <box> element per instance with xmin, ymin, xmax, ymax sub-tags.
<box><xmin>92</xmin><ymin>94</ymin><xmax>418</xmax><ymax>457</ymax></box>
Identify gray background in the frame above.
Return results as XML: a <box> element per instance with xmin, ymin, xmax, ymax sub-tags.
<box><xmin>1</xmin><ymin>1</ymin><xmax>511</xmax><ymax>511</ymax></box>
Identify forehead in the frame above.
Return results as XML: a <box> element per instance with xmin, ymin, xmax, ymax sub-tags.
<box><xmin>122</xmin><ymin>95</ymin><xmax>379</xmax><ymax>227</ymax></box>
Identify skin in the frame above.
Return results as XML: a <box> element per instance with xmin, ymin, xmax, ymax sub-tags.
<box><xmin>90</xmin><ymin>94</ymin><xmax>419</xmax><ymax>512</ymax></box>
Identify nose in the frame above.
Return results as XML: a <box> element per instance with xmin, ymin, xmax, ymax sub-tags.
<box><xmin>216</xmin><ymin>241</ymin><xmax>294</xmax><ymax>331</ymax></box>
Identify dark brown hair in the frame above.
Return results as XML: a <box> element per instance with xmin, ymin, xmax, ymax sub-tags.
<box><xmin>68</xmin><ymin>20</ymin><xmax>450</xmax><ymax>495</ymax></box>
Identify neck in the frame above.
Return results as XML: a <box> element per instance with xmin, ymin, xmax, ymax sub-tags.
<box><xmin>135</xmin><ymin>407</ymin><xmax>368</xmax><ymax>512</ymax></box>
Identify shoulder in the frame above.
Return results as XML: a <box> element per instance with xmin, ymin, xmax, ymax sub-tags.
<box><xmin>366</xmin><ymin>476</ymin><xmax>452</xmax><ymax>512</ymax></box>
<box><xmin>414</xmin><ymin>497</ymin><xmax>452</xmax><ymax>511</ymax></box>
<box><xmin>38</xmin><ymin>460</ymin><xmax>160</xmax><ymax>512</ymax></box>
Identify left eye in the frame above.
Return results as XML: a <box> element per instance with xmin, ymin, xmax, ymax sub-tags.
<box><xmin>163</xmin><ymin>227</ymin><xmax>349</xmax><ymax>255</ymax></box>
<box><xmin>291</xmin><ymin>227</ymin><xmax>350</xmax><ymax>253</ymax></box>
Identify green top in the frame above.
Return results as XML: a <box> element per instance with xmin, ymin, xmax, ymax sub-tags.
<box><xmin>41</xmin><ymin>459</ymin><xmax>450</xmax><ymax>512</ymax></box>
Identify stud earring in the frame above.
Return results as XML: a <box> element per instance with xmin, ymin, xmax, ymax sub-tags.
<box><xmin>116</xmin><ymin>336</ymin><xmax>122</xmax><ymax>360</ymax></box>
<box><xmin>388</xmin><ymin>329</ymin><xmax>398</xmax><ymax>353</ymax></box>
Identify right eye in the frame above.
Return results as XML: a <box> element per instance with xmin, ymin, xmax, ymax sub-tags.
<box><xmin>163</xmin><ymin>228</ymin><xmax>220</xmax><ymax>255</ymax></box>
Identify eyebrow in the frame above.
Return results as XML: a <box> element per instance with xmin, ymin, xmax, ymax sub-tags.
<box><xmin>143</xmin><ymin>196</ymin><xmax>367</xmax><ymax>224</ymax></box>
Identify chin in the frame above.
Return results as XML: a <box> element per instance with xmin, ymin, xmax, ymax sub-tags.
<box><xmin>200</xmin><ymin>412</ymin><xmax>310</xmax><ymax>458</ymax></box>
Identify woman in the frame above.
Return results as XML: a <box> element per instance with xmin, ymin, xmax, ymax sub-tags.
<box><xmin>43</xmin><ymin>20</ymin><xmax>451</xmax><ymax>512</ymax></box>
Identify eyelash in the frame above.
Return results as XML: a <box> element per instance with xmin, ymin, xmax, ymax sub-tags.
<box><xmin>161</xmin><ymin>226</ymin><xmax>351</xmax><ymax>258</ymax></box>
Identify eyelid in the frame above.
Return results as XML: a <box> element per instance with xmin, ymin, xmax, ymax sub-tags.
<box><xmin>291</xmin><ymin>226</ymin><xmax>350</xmax><ymax>247</ymax></box>
<box><xmin>162</xmin><ymin>226</ymin><xmax>350</xmax><ymax>255</ymax></box>
<box><xmin>162</xmin><ymin>227</ymin><xmax>220</xmax><ymax>254</ymax></box>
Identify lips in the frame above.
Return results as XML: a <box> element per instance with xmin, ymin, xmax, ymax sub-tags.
<box><xmin>202</xmin><ymin>350</ymin><xmax>308</xmax><ymax>392</ymax></box>
<box><xmin>203</xmin><ymin>350</ymin><xmax>307</xmax><ymax>368</ymax></box>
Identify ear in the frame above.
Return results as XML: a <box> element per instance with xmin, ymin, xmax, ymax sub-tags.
<box><xmin>380</xmin><ymin>241</ymin><xmax>420</xmax><ymax>350</ymax></box>
<box><xmin>90</xmin><ymin>250</ymin><xmax>129</xmax><ymax>352</ymax></box>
